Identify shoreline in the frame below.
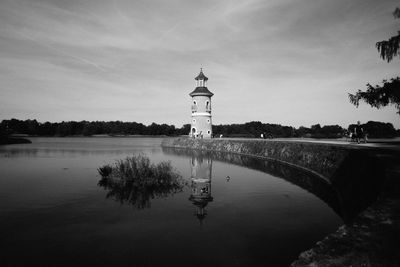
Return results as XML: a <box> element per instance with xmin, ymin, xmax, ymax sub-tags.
<box><xmin>7</xmin><ymin>135</ymin><xmax>400</xmax><ymax>146</ymax></box>
<box><xmin>0</xmin><ymin>137</ymin><xmax>32</xmax><ymax>145</ymax></box>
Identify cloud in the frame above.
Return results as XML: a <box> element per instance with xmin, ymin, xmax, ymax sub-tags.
<box><xmin>0</xmin><ymin>0</ymin><xmax>399</xmax><ymax>127</ymax></box>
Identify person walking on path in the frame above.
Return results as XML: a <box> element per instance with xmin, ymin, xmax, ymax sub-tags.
<box><xmin>354</xmin><ymin>121</ymin><xmax>364</xmax><ymax>144</ymax></box>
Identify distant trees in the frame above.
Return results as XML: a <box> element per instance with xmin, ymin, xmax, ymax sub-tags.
<box><xmin>212</xmin><ymin>121</ymin><xmax>284</xmax><ymax>138</ymax></box>
<box><xmin>308</xmin><ymin>124</ymin><xmax>344</xmax><ymax>138</ymax></box>
<box><xmin>348</xmin><ymin>121</ymin><xmax>397</xmax><ymax>138</ymax></box>
<box><xmin>0</xmin><ymin>119</ymin><xmax>186</xmax><ymax>137</ymax></box>
<box><xmin>212</xmin><ymin>121</ymin><xmax>343</xmax><ymax>138</ymax></box>
<box><xmin>1</xmin><ymin>119</ymin><xmax>397</xmax><ymax>138</ymax></box>
<box><xmin>0</xmin><ymin>123</ymin><xmax>7</xmax><ymax>139</ymax></box>
<box><xmin>175</xmin><ymin>124</ymin><xmax>191</xmax><ymax>136</ymax></box>
<box><xmin>349</xmin><ymin>8</ymin><xmax>400</xmax><ymax>114</ymax></box>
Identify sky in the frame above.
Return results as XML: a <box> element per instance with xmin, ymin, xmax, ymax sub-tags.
<box><xmin>0</xmin><ymin>0</ymin><xmax>399</xmax><ymax>129</ymax></box>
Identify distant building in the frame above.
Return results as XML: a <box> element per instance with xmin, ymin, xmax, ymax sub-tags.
<box><xmin>189</xmin><ymin>68</ymin><xmax>214</xmax><ymax>138</ymax></box>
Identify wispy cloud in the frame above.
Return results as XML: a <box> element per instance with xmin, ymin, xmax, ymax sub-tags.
<box><xmin>0</xmin><ymin>0</ymin><xmax>399</xmax><ymax>127</ymax></box>
<box><xmin>17</xmin><ymin>30</ymin><xmax>107</xmax><ymax>72</ymax></box>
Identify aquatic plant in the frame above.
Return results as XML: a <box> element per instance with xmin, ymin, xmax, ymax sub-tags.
<box><xmin>98</xmin><ymin>154</ymin><xmax>186</xmax><ymax>209</ymax></box>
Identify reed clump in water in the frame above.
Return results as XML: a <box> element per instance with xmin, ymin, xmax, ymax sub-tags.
<box><xmin>98</xmin><ymin>154</ymin><xmax>186</xmax><ymax>209</ymax></box>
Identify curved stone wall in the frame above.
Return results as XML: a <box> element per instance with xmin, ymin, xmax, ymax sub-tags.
<box><xmin>162</xmin><ymin>137</ymin><xmax>385</xmax><ymax>222</ymax></box>
<box><xmin>162</xmin><ymin>138</ymin><xmax>381</xmax><ymax>181</ymax></box>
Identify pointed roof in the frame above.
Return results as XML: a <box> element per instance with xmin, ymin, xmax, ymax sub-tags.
<box><xmin>195</xmin><ymin>68</ymin><xmax>208</xmax><ymax>81</ymax></box>
<box><xmin>189</xmin><ymin>86</ymin><xmax>214</xmax><ymax>97</ymax></box>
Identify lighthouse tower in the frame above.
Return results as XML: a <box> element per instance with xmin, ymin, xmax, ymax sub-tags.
<box><xmin>189</xmin><ymin>68</ymin><xmax>214</xmax><ymax>138</ymax></box>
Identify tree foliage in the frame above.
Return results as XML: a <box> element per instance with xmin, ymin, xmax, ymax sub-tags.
<box><xmin>349</xmin><ymin>77</ymin><xmax>400</xmax><ymax>114</ymax></box>
<box><xmin>0</xmin><ymin>119</ymin><xmax>181</xmax><ymax>137</ymax></box>
<box><xmin>376</xmin><ymin>8</ymin><xmax>400</xmax><ymax>62</ymax></box>
<box><xmin>1</xmin><ymin>119</ymin><xmax>397</xmax><ymax>138</ymax></box>
<box><xmin>349</xmin><ymin>8</ymin><xmax>400</xmax><ymax>114</ymax></box>
<box><xmin>212</xmin><ymin>121</ymin><xmax>345</xmax><ymax>138</ymax></box>
<box><xmin>348</xmin><ymin>121</ymin><xmax>397</xmax><ymax>138</ymax></box>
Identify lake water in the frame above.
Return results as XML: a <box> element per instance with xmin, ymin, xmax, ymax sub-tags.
<box><xmin>0</xmin><ymin>137</ymin><xmax>342</xmax><ymax>266</ymax></box>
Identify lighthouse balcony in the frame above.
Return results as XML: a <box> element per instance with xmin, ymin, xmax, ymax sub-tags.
<box><xmin>191</xmin><ymin>110</ymin><xmax>212</xmax><ymax>114</ymax></box>
<box><xmin>191</xmin><ymin>106</ymin><xmax>211</xmax><ymax>114</ymax></box>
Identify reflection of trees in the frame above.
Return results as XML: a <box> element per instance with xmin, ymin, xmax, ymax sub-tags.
<box><xmin>98</xmin><ymin>154</ymin><xmax>187</xmax><ymax>209</ymax></box>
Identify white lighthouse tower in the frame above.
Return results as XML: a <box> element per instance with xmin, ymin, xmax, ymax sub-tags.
<box><xmin>189</xmin><ymin>68</ymin><xmax>214</xmax><ymax>138</ymax></box>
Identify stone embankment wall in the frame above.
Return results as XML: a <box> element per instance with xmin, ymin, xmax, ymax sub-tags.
<box><xmin>161</xmin><ymin>137</ymin><xmax>381</xmax><ymax>184</ymax></box>
<box><xmin>162</xmin><ymin>137</ymin><xmax>384</xmax><ymax>223</ymax></box>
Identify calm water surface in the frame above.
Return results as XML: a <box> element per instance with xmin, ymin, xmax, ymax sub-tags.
<box><xmin>0</xmin><ymin>137</ymin><xmax>342</xmax><ymax>266</ymax></box>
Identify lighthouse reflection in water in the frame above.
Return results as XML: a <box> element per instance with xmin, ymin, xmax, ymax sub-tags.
<box><xmin>189</xmin><ymin>154</ymin><xmax>213</xmax><ymax>223</ymax></box>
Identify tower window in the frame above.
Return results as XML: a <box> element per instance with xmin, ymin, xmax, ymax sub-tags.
<box><xmin>207</xmin><ymin>130</ymin><xmax>211</xmax><ymax>134</ymax></box>
<box><xmin>193</xmin><ymin>100</ymin><xmax>197</xmax><ymax>105</ymax></box>
<box><xmin>207</xmin><ymin>119</ymin><xmax>210</xmax><ymax>123</ymax></box>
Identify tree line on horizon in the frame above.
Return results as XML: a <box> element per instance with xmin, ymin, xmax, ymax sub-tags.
<box><xmin>1</xmin><ymin>119</ymin><xmax>398</xmax><ymax>139</ymax></box>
